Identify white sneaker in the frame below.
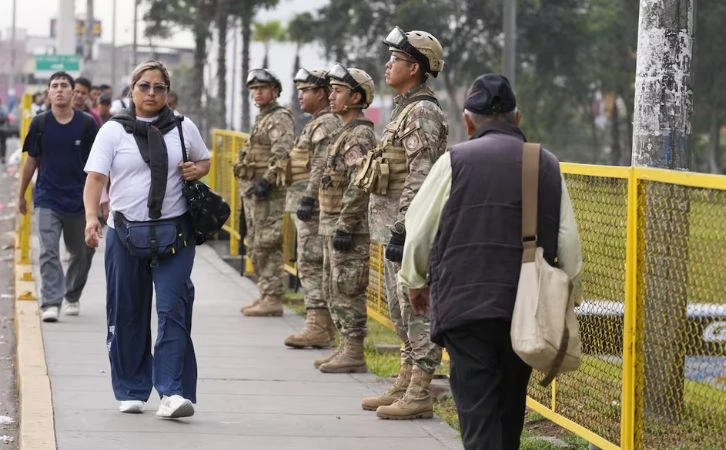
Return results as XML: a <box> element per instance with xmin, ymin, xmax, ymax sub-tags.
<box><xmin>156</xmin><ymin>395</ymin><xmax>194</xmax><ymax>418</ymax></box>
<box><xmin>41</xmin><ymin>306</ymin><xmax>59</xmax><ymax>323</ymax></box>
<box><xmin>119</xmin><ymin>400</ymin><xmax>145</xmax><ymax>414</ymax></box>
<box><xmin>63</xmin><ymin>301</ymin><xmax>80</xmax><ymax>316</ymax></box>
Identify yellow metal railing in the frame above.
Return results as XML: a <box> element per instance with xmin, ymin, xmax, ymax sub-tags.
<box><xmin>16</xmin><ymin>93</ymin><xmax>34</xmax><ymax>267</ymax></box>
<box><xmin>211</xmin><ymin>128</ymin><xmax>726</xmax><ymax>449</ymax></box>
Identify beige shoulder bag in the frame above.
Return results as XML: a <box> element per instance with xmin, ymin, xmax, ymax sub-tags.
<box><xmin>510</xmin><ymin>143</ymin><xmax>581</xmax><ymax>386</ymax></box>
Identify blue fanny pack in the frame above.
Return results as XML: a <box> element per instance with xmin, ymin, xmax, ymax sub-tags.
<box><xmin>113</xmin><ymin>212</ymin><xmax>186</xmax><ymax>263</ymax></box>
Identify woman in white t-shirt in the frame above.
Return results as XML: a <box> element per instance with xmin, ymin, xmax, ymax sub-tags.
<box><xmin>83</xmin><ymin>60</ymin><xmax>210</xmax><ymax>419</ymax></box>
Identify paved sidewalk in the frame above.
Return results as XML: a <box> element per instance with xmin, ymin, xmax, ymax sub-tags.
<box><xmin>36</xmin><ymin>242</ymin><xmax>462</xmax><ymax>450</ymax></box>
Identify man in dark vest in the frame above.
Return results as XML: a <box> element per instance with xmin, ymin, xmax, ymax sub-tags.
<box><xmin>399</xmin><ymin>74</ymin><xmax>583</xmax><ymax>450</ymax></box>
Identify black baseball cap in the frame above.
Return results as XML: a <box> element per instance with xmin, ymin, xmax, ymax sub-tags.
<box><xmin>464</xmin><ymin>74</ymin><xmax>516</xmax><ymax>115</ymax></box>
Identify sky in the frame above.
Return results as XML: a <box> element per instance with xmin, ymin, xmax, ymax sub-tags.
<box><xmin>1</xmin><ymin>0</ymin><xmax>328</xmax><ymax>47</ymax></box>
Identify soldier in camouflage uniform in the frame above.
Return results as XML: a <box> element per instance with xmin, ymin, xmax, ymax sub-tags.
<box><xmin>233</xmin><ymin>69</ymin><xmax>295</xmax><ymax>317</ymax></box>
<box><xmin>358</xmin><ymin>28</ymin><xmax>448</xmax><ymax>419</ymax></box>
<box><xmin>283</xmin><ymin>68</ymin><xmax>342</xmax><ymax>348</ymax></box>
<box><xmin>314</xmin><ymin>65</ymin><xmax>377</xmax><ymax>374</ymax></box>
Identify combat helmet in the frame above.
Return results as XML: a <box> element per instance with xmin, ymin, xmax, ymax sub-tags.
<box><xmin>383</xmin><ymin>26</ymin><xmax>445</xmax><ymax>77</ymax></box>
<box><xmin>294</xmin><ymin>68</ymin><xmax>329</xmax><ymax>90</ymax></box>
<box><xmin>328</xmin><ymin>64</ymin><xmax>375</xmax><ymax>108</ymax></box>
<box><xmin>246</xmin><ymin>68</ymin><xmax>282</xmax><ymax>93</ymax></box>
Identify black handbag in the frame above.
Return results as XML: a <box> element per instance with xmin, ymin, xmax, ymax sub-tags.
<box><xmin>177</xmin><ymin>119</ymin><xmax>231</xmax><ymax>245</ymax></box>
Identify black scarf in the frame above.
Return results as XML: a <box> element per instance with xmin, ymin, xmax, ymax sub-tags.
<box><xmin>111</xmin><ymin>104</ymin><xmax>178</xmax><ymax>219</ymax></box>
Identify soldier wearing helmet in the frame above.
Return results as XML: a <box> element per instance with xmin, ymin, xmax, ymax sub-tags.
<box><xmin>313</xmin><ymin>65</ymin><xmax>376</xmax><ymax>374</ymax></box>
<box><xmin>283</xmin><ymin>68</ymin><xmax>342</xmax><ymax>349</ymax></box>
<box><xmin>359</xmin><ymin>27</ymin><xmax>448</xmax><ymax>420</ymax></box>
<box><xmin>234</xmin><ymin>68</ymin><xmax>295</xmax><ymax>317</ymax></box>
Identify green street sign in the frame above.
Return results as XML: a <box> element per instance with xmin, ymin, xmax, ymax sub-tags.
<box><xmin>35</xmin><ymin>55</ymin><xmax>82</xmax><ymax>78</ymax></box>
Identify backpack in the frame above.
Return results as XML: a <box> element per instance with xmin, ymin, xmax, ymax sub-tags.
<box><xmin>26</xmin><ymin>110</ymin><xmax>98</xmax><ymax>164</ymax></box>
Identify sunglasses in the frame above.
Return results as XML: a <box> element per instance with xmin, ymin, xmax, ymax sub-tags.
<box><xmin>136</xmin><ymin>82</ymin><xmax>168</xmax><ymax>95</ymax></box>
<box><xmin>389</xmin><ymin>54</ymin><xmax>416</xmax><ymax>65</ymax></box>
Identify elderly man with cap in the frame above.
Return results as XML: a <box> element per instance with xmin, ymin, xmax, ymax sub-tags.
<box><xmin>358</xmin><ymin>26</ymin><xmax>448</xmax><ymax>420</ymax></box>
<box><xmin>283</xmin><ymin>68</ymin><xmax>341</xmax><ymax>349</ymax></box>
<box><xmin>234</xmin><ymin>68</ymin><xmax>295</xmax><ymax>317</ymax></box>
<box><xmin>314</xmin><ymin>64</ymin><xmax>376</xmax><ymax>374</ymax></box>
<box><xmin>399</xmin><ymin>74</ymin><xmax>583</xmax><ymax>449</ymax></box>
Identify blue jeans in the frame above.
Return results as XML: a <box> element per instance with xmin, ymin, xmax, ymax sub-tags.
<box><xmin>105</xmin><ymin>217</ymin><xmax>198</xmax><ymax>402</ymax></box>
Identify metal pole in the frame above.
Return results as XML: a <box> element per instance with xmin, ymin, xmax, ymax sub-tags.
<box><xmin>84</xmin><ymin>0</ymin><xmax>94</xmax><ymax>62</ymax></box>
<box><xmin>111</xmin><ymin>0</ymin><xmax>117</xmax><ymax>89</ymax></box>
<box><xmin>631</xmin><ymin>0</ymin><xmax>694</xmax><ymax>427</ymax></box>
<box><xmin>132</xmin><ymin>0</ymin><xmax>138</xmax><ymax>66</ymax></box>
<box><xmin>503</xmin><ymin>0</ymin><xmax>517</xmax><ymax>88</ymax></box>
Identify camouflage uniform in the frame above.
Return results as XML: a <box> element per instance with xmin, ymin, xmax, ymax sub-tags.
<box><xmin>368</xmin><ymin>84</ymin><xmax>448</xmax><ymax>374</ymax></box>
<box><xmin>235</xmin><ymin>101</ymin><xmax>295</xmax><ymax>303</ymax></box>
<box><xmin>285</xmin><ymin>109</ymin><xmax>341</xmax><ymax>310</ymax></box>
<box><xmin>319</xmin><ymin>119</ymin><xmax>376</xmax><ymax>339</ymax></box>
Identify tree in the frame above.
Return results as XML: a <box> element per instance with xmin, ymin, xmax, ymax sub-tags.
<box><xmin>253</xmin><ymin>20</ymin><xmax>286</xmax><ymax>68</ymax></box>
<box><xmin>142</xmin><ymin>0</ymin><xmax>215</xmax><ymax>129</ymax></box>
<box><xmin>287</xmin><ymin>12</ymin><xmax>316</xmax><ymax>126</ymax></box>
<box><xmin>216</xmin><ymin>0</ymin><xmax>229</xmax><ymax>129</ymax></box>
<box><xmin>233</xmin><ymin>0</ymin><xmax>279</xmax><ymax>131</ymax></box>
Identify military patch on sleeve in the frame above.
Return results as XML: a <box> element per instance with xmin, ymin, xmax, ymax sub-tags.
<box><xmin>403</xmin><ymin>130</ymin><xmax>425</xmax><ymax>155</ymax></box>
<box><xmin>311</xmin><ymin>126</ymin><xmax>327</xmax><ymax>144</ymax></box>
<box><xmin>344</xmin><ymin>145</ymin><xmax>364</xmax><ymax>167</ymax></box>
<box><xmin>269</xmin><ymin>127</ymin><xmax>281</xmax><ymax>141</ymax></box>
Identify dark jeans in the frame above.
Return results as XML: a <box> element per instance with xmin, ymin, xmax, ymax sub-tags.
<box><xmin>443</xmin><ymin>320</ymin><xmax>532</xmax><ymax>450</ymax></box>
<box><xmin>105</xmin><ymin>221</ymin><xmax>198</xmax><ymax>403</ymax></box>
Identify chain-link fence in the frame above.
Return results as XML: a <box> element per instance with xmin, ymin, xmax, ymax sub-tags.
<box><xmin>210</xmin><ymin>130</ymin><xmax>726</xmax><ymax>449</ymax></box>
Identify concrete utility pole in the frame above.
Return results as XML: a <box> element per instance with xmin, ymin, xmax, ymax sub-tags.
<box><xmin>111</xmin><ymin>0</ymin><xmax>117</xmax><ymax>90</ymax></box>
<box><xmin>9</xmin><ymin>0</ymin><xmax>16</xmax><ymax>100</ymax></box>
<box><xmin>57</xmin><ymin>0</ymin><xmax>75</xmax><ymax>54</ymax></box>
<box><xmin>631</xmin><ymin>0</ymin><xmax>694</xmax><ymax>424</ymax></box>
<box><xmin>84</xmin><ymin>0</ymin><xmax>94</xmax><ymax>62</ymax></box>
<box><xmin>503</xmin><ymin>0</ymin><xmax>517</xmax><ymax>88</ymax></box>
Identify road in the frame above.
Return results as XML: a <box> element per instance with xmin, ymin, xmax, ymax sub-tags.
<box><xmin>0</xmin><ymin>137</ymin><xmax>20</xmax><ymax>449</ymax></box>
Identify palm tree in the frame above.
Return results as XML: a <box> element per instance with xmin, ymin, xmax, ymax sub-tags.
<box><xmin>253</xmin><ymin>20</ymin><xmax>286</xmax><ymax>68</ymax></box>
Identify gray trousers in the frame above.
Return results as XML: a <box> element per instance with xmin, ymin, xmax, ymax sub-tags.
<box><xmin>37</xmin><ymin>207</ymin><xmax>95</xmax><ymax>308</ymax></box>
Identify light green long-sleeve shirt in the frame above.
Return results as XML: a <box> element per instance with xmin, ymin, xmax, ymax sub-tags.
<box><xmin>399</xmin><ymin>152</ymin><xmax>584</xmax><ymax>302</ymax></box>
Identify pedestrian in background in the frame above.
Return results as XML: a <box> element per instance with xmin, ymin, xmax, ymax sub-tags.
<box><xmin>399</xmin><ymin>74</ymin><xmax>583</xmax><ymax>449</ymax></box>
<box><xmin>17</xmin><ymin>71</ymin><xmax>99</xmax><ymax>322</ymax></box>
<box><xmin>73</xmin><ymin>77</ymin><xmax>103</xmax><ymax>127</ymax></box>
<box><xmin>283</xmin><ymin>68</ymin><xmax>341</xmax><ymax>349</ymax></box>
<box><xmin>83</xmin><ymin>60</ymin><xmax>210</xmax><ymax>418</ymax></box>
<box><xmin>361</xmin><ymin>26</ymin><xmax>449</xmax><ymax>420</ymax></box>
<box><xmin>314</xmin><ymin>65</ymin><xmax>376</xmax><ymax>374</ymax></box>
<box><xmin>234</xmin><ymin>69</ymin><xmax>295</xmax><ymax>317</ymax></box>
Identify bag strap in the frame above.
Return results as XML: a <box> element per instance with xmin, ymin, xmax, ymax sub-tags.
<box><xmin>521</xmin><ymin>143</ymin><xmax>541</xmax><ymax>263</ymax></box>
<box><xmin>176</xmin><ymin>116</ymin><xmax>188</xmax><ymax>163</ymax></box>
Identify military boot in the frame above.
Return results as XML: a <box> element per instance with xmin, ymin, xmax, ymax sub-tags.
<box><xmin>239</xmin><ymin>297</ymin><xmax>261</xmax><ymax>314</ymax></box>
<box><xmin>243</xmin><ymin>296</ymin><xmax>283</xmax><ymax>317</ymax></box>
<box><xmin>284</xmin><ymin>308</ymin><xmax>336</xmax><ymax>349</ymax></box>
<box><xmin>376</xmin><ymin>366</ymin><xmax>434</xmax><ymax>419</ymax></box>
<box><xmin>361</xmin><ymin>363</ymin><xmax>412</xmax><ymax>411</ymax></box>
<box><xmin>319</xmin><ymin>336</ymin><xmax>367</xmax><ymax>373</ymax></box>
<box><xmin>313</xmin><ymin>340</ymin><xmax>342</xmax><ymax>369</ymax></box>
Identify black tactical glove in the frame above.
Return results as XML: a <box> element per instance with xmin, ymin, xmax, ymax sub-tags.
<box><xmin>252</xmin><ymin>179</ymin><xmax>273</xmax><ymax>200</ymax></box>
<box><xmin>296</xmin><ymin>196</ymin><xmax>316</xmax><ymax>222</ymax></box>
<box><xmin>385</xmin><ymin>224</ymin><xmax>406</xmax><ymax>262</ymax></box>
<box><xmin>333</xmin><ymin>229</ymin><xmax>353</xmax><ymax>252</ymax></box>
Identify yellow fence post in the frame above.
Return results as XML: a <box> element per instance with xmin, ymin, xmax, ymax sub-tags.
<box><xmin>620</xmin><ymin>168</ymin><xmax>638</xmax><ymax>450</ymax></box>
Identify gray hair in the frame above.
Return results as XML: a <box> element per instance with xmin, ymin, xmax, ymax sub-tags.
<box><xmin>130</xmin><ymin>60</ymin><xmax>171</xmax><ymax>90</ymax></box>
<box><xmin>464</xmin><ymin>108</ymin><xmax>518</xmax><ymax>128</ymax></box>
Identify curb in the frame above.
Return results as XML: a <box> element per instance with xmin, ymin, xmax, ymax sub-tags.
<box><xmin>14</xmin><ymin>234</ymin><xmax>56</xmax><ymax>449</ymax></box>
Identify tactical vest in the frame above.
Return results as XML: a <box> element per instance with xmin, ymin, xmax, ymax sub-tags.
<box><xmin>356</xmin><ymin>95</ymin><xmax>439</xmax><ymax>195</ymax></box>
<box><xmin>238</xmin><ymin>105</ymin><xmax>292</xmax><ymax>182</ymax></box>
<box><xmin>286</xmin><ymin>112</ymin><xmax>337</xmax><ymax>185</ymax></box>
<box><xmin>319</xmin><ymin>119</ymin><xmax>373</xmax><ymax>214</ymax></box>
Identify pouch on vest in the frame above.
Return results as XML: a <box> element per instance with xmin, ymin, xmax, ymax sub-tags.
<box><xmin>113</xmin><ymin>212</ymin><xmax>185</xmax><ymax>264</ymax></box>
<box><xmin>354</xmin><ymin>151</ymin><xmax>376</xmax><ymax>192</ymax></box>
<box><xmin>375</xmin><ymin>160</ymin><xmax>390</xmax><ymax>196</ymax></box>
<box><xmin>272</xmin><ymin>159</ymin><xmax>288</xmax><ymax>186</ymax></box>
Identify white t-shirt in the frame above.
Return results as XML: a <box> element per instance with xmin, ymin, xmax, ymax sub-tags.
<box><xmin>84</xmin><ymin>116</ymin><xmax>210</xmax><ymax>227</ymax></box>
<box><xmin>110</xmin><ymin>98</ymin><xmax>129</xmax><ymax>115</ymax></box>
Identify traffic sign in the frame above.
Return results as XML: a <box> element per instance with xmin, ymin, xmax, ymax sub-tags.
<box><xmin>35</xmin><ymin>55</ymin><xmax>82</xmax><ymax>79</ymax></box>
